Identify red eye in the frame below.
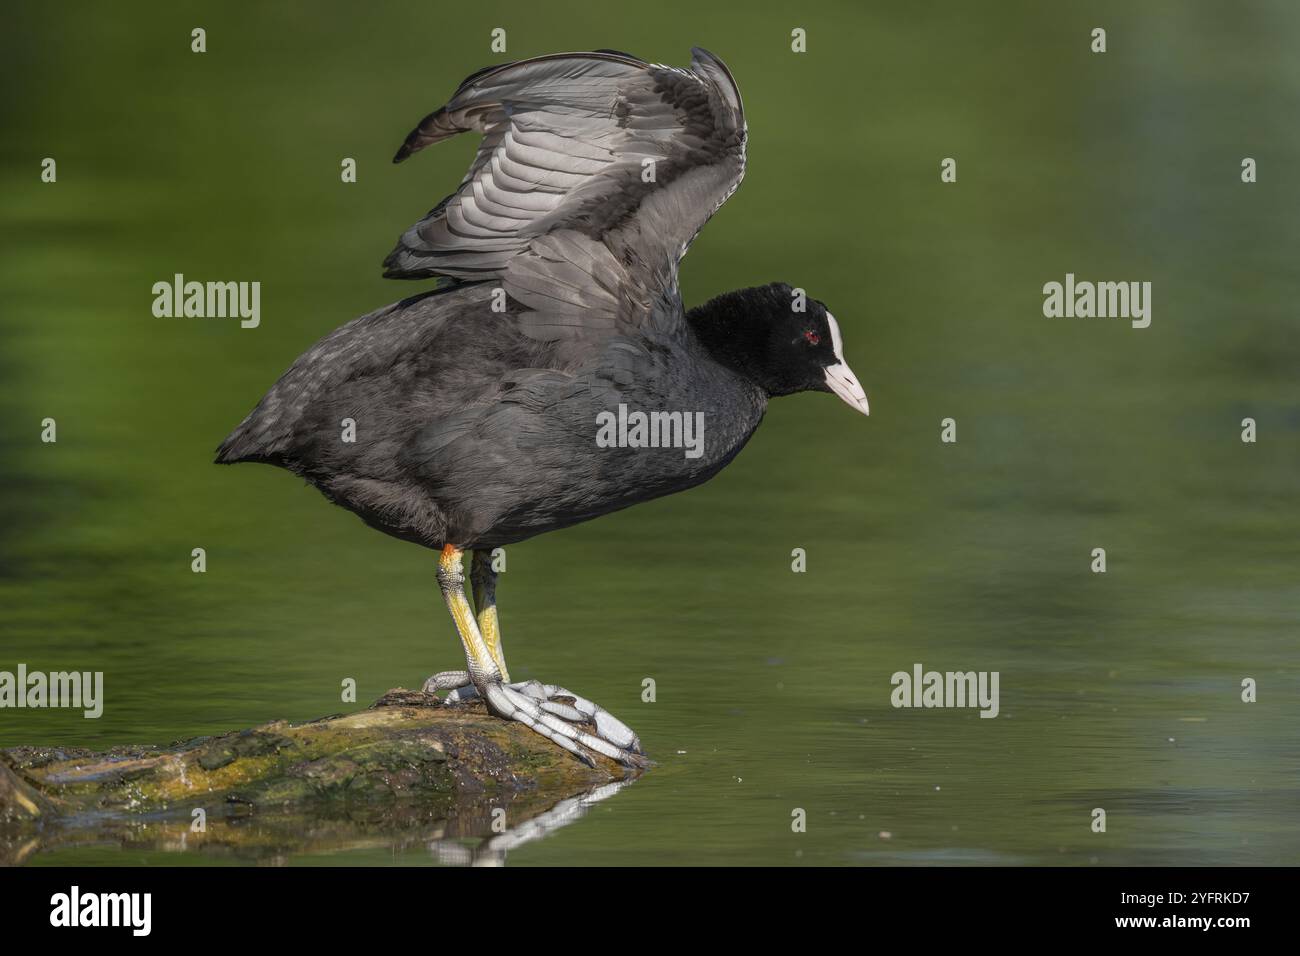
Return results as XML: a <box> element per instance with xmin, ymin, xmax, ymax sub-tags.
<box><xmin>803</xmin><ymin>330</ymin><xmax>820</xmax><ymax>345</ymax></box>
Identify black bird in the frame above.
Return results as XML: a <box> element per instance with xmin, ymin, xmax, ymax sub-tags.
<box><xmin>217</xmin><ymin>48</ymin><xmax>869</xmax><ymax>768</ymax></box>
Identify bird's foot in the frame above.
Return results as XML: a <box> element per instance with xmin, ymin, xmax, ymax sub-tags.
<box><xmin>421</xmin><ymin>671</ymin><xmax>647</xmax><ymax>770</ymax></box>
<box><xmin>484</xmin><ymin>679</ymin><xmax>649</xmax><ymax>771</ymax></box>
<box><xmin>422</xmin><ymin>670</ymin><xmax>476</xmax><ymax>702</ymax></box>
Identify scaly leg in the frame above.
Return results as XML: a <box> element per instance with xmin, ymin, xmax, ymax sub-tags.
<box><xmin>422</xmin><ymin>549</ymin><xmax>503</xmax><ymax>696</ymax></box>
<box><xmin>425</xmin><ymin>545</ymin><xmax>646</xmax><ymax>769</ymax></box>
<box><xmin>471</xmin><ymin>550</ymin><xmax>510</xmax><ymax>682</ymax></box>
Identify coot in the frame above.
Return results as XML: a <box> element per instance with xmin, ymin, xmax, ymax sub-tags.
<box><xmin>217</xmin><ymin>48</ymin><xmax>869</xmax><ymax>768</ymax></box>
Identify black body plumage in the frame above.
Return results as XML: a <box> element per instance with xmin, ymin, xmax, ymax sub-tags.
<box><xmin>217</xmin><ymin>49</ymin><xmax>866</xmax><ymax>550</ymax></box>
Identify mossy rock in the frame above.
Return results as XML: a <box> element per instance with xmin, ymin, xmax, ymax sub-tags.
<box><xmin>0</xmin><ymin>690</ymin><xmax>631</xmax><ymax>864</ymax></box>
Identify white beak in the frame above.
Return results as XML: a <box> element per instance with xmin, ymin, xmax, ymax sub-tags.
<box><xmin>823</xmin><ymin>312</ymin><xmax>869</xmax><ymax>416</ymax></box>
<box><xmin>824</xmin><ymin>362</ymin><xmax>870</xmax><ymax>415</ymax></box>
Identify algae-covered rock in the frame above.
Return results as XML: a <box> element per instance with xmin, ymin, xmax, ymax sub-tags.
<box><xmin>0</xmin><ymin>690</ymin><xmax>634</xmax><ymax>865</ymax></box>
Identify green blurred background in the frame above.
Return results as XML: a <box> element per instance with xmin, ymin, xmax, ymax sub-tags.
<box><xmin>2</xmin><ymin>0</ymin><xmax>1297</xmax><ymax>865</ymax></box>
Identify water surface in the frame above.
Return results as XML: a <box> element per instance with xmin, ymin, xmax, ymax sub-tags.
<box><xmin>2</xmin><ymin>0</ymin><xmax>1297</xmax><ymax>865</ymax></box>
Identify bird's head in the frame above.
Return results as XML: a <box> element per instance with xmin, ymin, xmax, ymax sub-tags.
<box><xmin>688</xmin><ymin>282</ymin><xmax>870</xmax><ymax>415</ymax></box>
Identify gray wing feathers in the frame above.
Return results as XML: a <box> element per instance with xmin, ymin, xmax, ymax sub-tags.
<box><xmin>505</xmin><ymin>231</ymin><xmax>630</xmax><ymax>340</ymax></box>
<box><xmin>383</xmin><ymin>48</ymin><xmax>745</xmax><ymax>341</ymax></box>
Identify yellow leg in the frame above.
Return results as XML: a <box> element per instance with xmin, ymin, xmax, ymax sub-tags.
<box><xmin>437</xmin><ymin>545</ymin><xmax>500</xmax><ymax>686</ymax></box>
<box><xmin>431</xmin><ymin>545</ymin><xmax>646</xmax><ymax>769</ymax></box>
<box><xmin>471</xmin><ymin>550</ymin><xmax>510</xmax><ymax>683</ymax></box>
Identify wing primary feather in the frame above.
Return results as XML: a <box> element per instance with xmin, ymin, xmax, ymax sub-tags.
<box><xmin>382</xmin><ymin>48</ymin><xmax>747</xmax><ymax>344</ymax></box>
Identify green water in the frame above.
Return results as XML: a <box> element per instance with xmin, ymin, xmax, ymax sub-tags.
<box><xmin>2</xmin><ymin>0</ymin><xmax>1298</xmax><ymax>865</ymax></box>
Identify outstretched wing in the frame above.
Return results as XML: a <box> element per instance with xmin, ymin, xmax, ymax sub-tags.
<box><xmin>383</xmin><ymin>48</ymin><xmax>746</xmax><ymax>342</ymax></box>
